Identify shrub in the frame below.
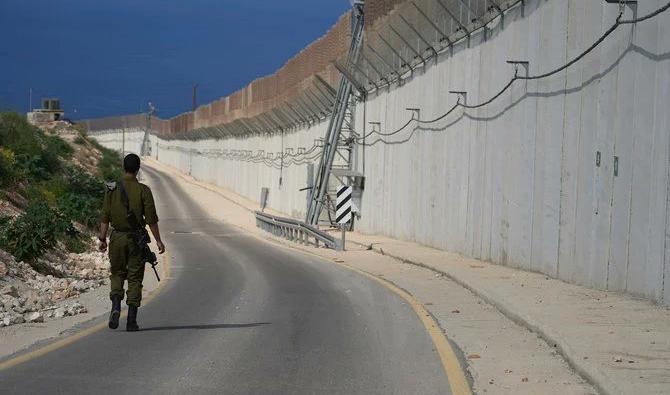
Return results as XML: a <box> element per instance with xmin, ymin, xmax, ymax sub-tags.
<box><xmin>97</xmin><ymin>147</ymin><xmax>123</xmax><ymax>181</ymax></box>
<box><xmin>0</xmin><ymin>201</ymin><xmax>77</xmax><ymax>262</ymax></box>
<box><xmin>0</xmin><ymin>112</ymin><xmax>41</xmax><ymax>156</ymax></box>
<box><xmin>0</xmin><ymin>113</ymin><xmax>59</xmax><ymax>179</ymax></box>
<box><xmin>45</xmin><ymin>134</ymin><xmax>73</xmax><ymax>159</ymax></box>
<box><xmin>64</xmin><ymin>234</ymin><xmax>88</xmax><ymax>253</ymax></box>
<box><xmin>58</xmin><ymin>193</ymin><xmax>100</xmax><ymax>229</ymax></box>
<box><xmin>0</xmin><ymin>112</ymin><xmax>74</xmax><ymax>181</ymax></box>
<box><xmin>0</xmin><ymin>147</ymin><xmax>17</xmax><ymax>187</ymax></box>
<box><xmin>54</xmin><ymin>166</ymin><xmax>105</xmax><ymax>229</ymax></box>
<box><xmin>25</xmin><ymin>183</ymin><xmax>58</xmax><ymax>205</ymax></box>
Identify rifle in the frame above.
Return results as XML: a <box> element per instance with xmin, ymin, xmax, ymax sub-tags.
<box><xmin>118</xmin><ymin>180</ymin><xmax>161</xmax><ymax>282</ymax></box>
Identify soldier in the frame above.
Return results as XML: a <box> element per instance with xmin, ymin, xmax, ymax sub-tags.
<box><xmin>98</xmin><ymin>153</ymin><xmax>165</xmax><ymax>331</ymax></box>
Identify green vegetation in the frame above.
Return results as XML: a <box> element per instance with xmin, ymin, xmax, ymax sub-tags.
<box><xmin>57</xmin><ymin>166</ymin><xmax>106</xmax><ymax>228</ymax></box>
<box><xmin>0</xmin><ymin>201</ymin><xmax>77</xmax><ymax>262</ymax></box>
<box><xmin>74</xmin><ymin>135</ymin><xmax>87</xmax><ymax>145</ymax></box>
<box><xmin>0</xmin><ymin>112</ymin><xmax>123</xmax><ymax>264</ymax></box>
<box><xmin>89</xmin><ymin>137</ymin><xmax>123</xmax><ymax>181</ymax></box>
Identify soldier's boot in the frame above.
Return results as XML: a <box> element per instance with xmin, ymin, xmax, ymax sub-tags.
<box><xmin>108</xmin><ymin>295</ymin><xmax>122</xmax><ymax>329</ymax></box>
<box><xmin>126</xmin><ymin>306</ymin><xmax>140</xmax><ymax>332</ymax></box>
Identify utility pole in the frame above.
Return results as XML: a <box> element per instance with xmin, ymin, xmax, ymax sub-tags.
<box><xmin>141</xmin><ymin>102</ymin><xmax>155</xmax><ymax>156</ymax></box>
<box><xmin>28</xmin><ymin>88</ymin><xmax>32</xmax><ymax>112</ymax></box>
<box><xmin>122</xmin><ymin>117</ymin><xmax>126</xmax><ymax>160</ymax></box>
<box><xmin>192</xmin><ymin>84</ymin><xmax>198</xmax><ymax>112</ymax></box>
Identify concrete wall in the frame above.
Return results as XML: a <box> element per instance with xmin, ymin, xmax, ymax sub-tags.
<box><xmin>353</xmin><ymin>0</ymin><xmax>670</xmax><ymax>303</ymax></box>
<box><xmin>93</xmin><ymin>124</ymin><xmax>326</xmax><ymax>219</ymax></box>
<box><xmin>92</xmin><ymin>0</ymin><xmax>670</xmax><ymax>304</ymax></box>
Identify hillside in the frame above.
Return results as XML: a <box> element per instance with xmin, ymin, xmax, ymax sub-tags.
<box><xmin>0</xmin><ymin>113</ymin><xmax>122</xmax><ymax>326</ymax></box>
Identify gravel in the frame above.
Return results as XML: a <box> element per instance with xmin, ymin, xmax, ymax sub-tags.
<box><xmin>0</xmin><ymin>240</ymin><xmax>108</xmax><ymax>328</ymax></box>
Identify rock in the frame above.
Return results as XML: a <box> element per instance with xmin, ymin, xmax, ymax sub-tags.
<box><xmin>12</xmin><ymin>306</ymin><xmax>27</xmax><ymax>314</ymax></box>
<box><xmin>1</xmin><ymin>285</ymin><xmax>19</xmax><ymax>297</ymax></box>
<box><xmin>25</xmin><ymin>311</ymin><xmax>44</xmax><ymax>323</ymax></box>
<box><xmin>54</xmin><ymin>307</ymin><xmax>66</xmax><ymax>318</ymax></box>
<box><xmin>25</xmin><ymin>291</ymin><xmax>43</xmax><ymax>311</ymax></box>
<box><xmin>3</xmin><ymin>314</ymin><xmax>25</xmax><ymax>326</ymax></box>
<box><xmin>0</xmin><ymin>261</ymin><xmax>7</xmax><ymax>277</ymax></box>
<box><xmin>11</xmin><ymin>297</ymin><xmax>27</xmax><ymax>313</ymax></box>
<box><xmin>51</xmin><ymin>290</ymin><xmax>66</xmax><ymax>301</ymax></box>
<box><xmin>67</xmin><ymin>302</ymin><xmax>87</xmax><ymax>316</ymax></box>
<box><xmin>1</xmin><ymin>295</ymin><xmax>16</xmax><ymax>310</ymax></box>
<box><xmin>73</xmin><ymin>281</ymin><xmax>88</xmax><ymax>292</ymax></box>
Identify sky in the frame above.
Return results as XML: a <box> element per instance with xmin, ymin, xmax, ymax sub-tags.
<box><xmin>0</xmin><ymin>0</ymin><xmax>351</xmax><ymax>120</ymax></box>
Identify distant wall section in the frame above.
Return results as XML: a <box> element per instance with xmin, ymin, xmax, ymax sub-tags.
<box><xmin>92</xmin><ymin>122</ymin><xmax>327</xmax><ymax>219</ymax></box>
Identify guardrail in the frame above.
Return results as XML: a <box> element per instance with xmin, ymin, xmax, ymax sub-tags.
<box><xmin>255</xmin><ymin>211</ymin><xmax>342</xmax><ymax>251</ymax></box>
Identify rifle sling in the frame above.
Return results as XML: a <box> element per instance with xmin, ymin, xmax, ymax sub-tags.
<box><xmin>118</xmin><ymin>179</ymin><xmax>142</xmax><ymax>232</ymax></box>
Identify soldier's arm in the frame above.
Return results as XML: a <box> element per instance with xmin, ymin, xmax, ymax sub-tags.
<box><xmin>148</xmin><ymin>223</ymin><xmax>165</xmax><ymax>254</ymax></box>
<box><xmin>142</xmin><ymin>186</ymin><xmax>165</xmax><ymax>254</ymax></box>
<box><xmin>99</xmin><ymin>187</ymin><xmax>113</xmax><ymax>252</ymax></box>
<box><xmin>98</xmin><ymin>222</ymin><xmax>109</xmax><ymax>252</ymax></box>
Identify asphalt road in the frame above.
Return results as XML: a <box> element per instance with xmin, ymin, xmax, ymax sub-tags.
<box><xmin>0</xmin><ymin>165</ymin><xmax>451</xmax><ymax>394</ymax></box>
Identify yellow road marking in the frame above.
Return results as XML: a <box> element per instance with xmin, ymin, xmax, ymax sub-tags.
<box><xmin>243</xmin><ymin>229</ymin><xmax>473</xmax><ymax>395</ymax></box>
<box><xmin>0</xmin><ymin>253</ymin><xmax>172</xmax><ymax>371</ymax></box>
<box><xmin>343</xmin><ymin>265</ymin><xmax>472</xmax><ymax>395</ymax></box>
<box><xmin>145</xmin><ymin>163</ymin><xmax>472</xmax><ymax>393</ymax></box>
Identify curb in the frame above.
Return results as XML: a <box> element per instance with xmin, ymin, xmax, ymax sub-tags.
<box><xmin>349</xmin><ymin>241</ymin><xmax>612</xmax><ymax>395</ymax></box>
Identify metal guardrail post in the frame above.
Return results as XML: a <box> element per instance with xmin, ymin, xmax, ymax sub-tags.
<box><xmin>254</xmin><ymin>211</ymin><xmax>342</xmax><ymax>251</ymax></box>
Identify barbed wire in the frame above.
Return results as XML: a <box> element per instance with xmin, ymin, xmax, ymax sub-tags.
<box><xmin>153</xmin><ymin>142</ymin><xmax>323</xmax><ymax>169</ymax></box>
<box><xmin>361</xmin><ymin>2</ymin><xmax>670</xmax><ymax>147</ymax></box>
<box><xmin>138</xmin><ymin>2</ymin><xmax>670</xmax><ymax>165</ymax></box>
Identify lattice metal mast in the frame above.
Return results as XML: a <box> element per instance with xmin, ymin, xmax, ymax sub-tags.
<box><xmin>306</xmin><ymin>1</ymin><xmax>365</xmax><ymax>225</ymax></box>
<box><xmin>140</xmin><ymin>102</ymin><xmax>155</xmax><ymax>156</ymax></box>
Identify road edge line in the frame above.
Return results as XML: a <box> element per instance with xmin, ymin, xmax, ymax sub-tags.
<box><xmin>232</xmin><ymin>223</ymin><xmax>473</xmax><ymax>395</ymax></box>
<box><xmin>143</xmin><ymin>162</ymin><xmax>473</xmax><ymax>393</ymax></box>
<box><xmin>0</xmin><ymin>253</ymin><xmax>172</xmax><ymax>371</ymax></box>
<box><xmin>341</xmin><ymin>264</ymin><xmax>473</xmax><ymax>395</ymax></box>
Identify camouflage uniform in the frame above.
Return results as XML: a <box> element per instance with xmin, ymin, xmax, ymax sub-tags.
<box><xmin>101</xmin><ymin>174</ymin><xmax>158</xmax><ymax>307</ymax></box>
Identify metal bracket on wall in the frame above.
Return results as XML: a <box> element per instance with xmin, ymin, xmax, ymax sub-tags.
<box><xmin>406</xmin><ymin>108</ymin><xmax>420</xmax><ymax>120</ymax></box>
<box><xmin>506</xmin><ymin>60</ymin><xmax>530</xmax><ymax>77</ymax></box>
<box><xmin>605</xmin><ymin>0</ymin><xmax>638</xmax><ymax>20</ymax></box>
<box><xmin>449</xmin><ymin>91</ymin><xmax>467</xmax><ymax>105</ymax></box>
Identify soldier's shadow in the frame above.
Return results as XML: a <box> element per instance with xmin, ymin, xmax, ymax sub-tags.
<box><xmin>139</xmin><ymin>323</ymin><xmax>270</xmax><ymax>331</ymax></box>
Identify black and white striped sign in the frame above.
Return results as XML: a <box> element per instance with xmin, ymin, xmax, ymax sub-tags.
<box><xmin>336</xmin><ymin>186</ymin><xmax>353</xmax><ymax>224</ymax></box>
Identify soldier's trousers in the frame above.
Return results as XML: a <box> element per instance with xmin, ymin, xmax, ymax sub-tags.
<box><xmin>108</xmin><ymin>231</ymin><xmax>145</xmax><ymax>307</ymax></box>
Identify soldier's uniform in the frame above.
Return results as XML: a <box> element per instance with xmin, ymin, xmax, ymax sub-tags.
<box><xmin>101</xmin><ymin>173</ymin><xmax>158</xmax><ymax>307</ymax></box>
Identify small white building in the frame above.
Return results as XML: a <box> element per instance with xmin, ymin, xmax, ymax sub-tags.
<box><xmin>27</xmin><ymin>98</ymin><xmax>64</xmax><ymax>125</ymax></box>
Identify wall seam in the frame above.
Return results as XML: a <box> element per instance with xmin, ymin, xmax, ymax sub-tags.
<box><xmin>556</xmin><ymin>0</ymin><xmax>572</xmax><ymax>278</ymax></box>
